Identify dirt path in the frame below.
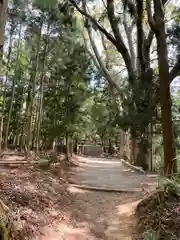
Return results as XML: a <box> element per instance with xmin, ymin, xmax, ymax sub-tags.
<box><xmin>57</xmin><ymin>155</ymin><xmax>158</xmax><ymax>240</ymax></box>
<box><xmin>37</xmin><ymin>190</ymin><xmax>142</xmax><ymax>240</ymax></box>
<box><xmin>38</xmin><ymin>156</ymin><xmax>158</xmax><ymax>239</ymax></box>
<box><xmin>70</xmin><ymin>156</ymin><xmax>158</xmax><ymax>192</ymax></box>
<box><xmin>0</xmin><ymin>153</ymin><xmax>158</xmax><ymax>239</ymax></box>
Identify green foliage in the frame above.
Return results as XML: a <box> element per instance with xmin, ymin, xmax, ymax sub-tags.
<box><xmin>163</xmin><ymin>178</ymin><xmax>180</xmax><ymax>197</ymax></box>
<box><xmin>33</xmin><ymin>0</ymin><xmax>58</xmax><ymax>10</ymax></box>
<box><xmin>168</xmin><ymin>8</ymin><xmax>180</xmax><ymax>59</ymax></box>
<box><xmin>142</xmin><ymin>231</ymin><xmax>160</xmax><ymax>240</ymax></box>
<box><xmin>0</xmin><ymin>224</ymin><xmax>8</xmax><ymax>240</ymax></box>
<box><xmin>0</xmin><ymin>0</ymin><xmax>96</xmax><ymax>150</ymax></box>
<box><xmin>172</xmin><ymin>91</ymin><xmax>180</xmax><ymax>149</ymax></box>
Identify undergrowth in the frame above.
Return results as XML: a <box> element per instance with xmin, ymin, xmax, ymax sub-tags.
<box><xmin>136</xmin><ymin>177</ymin><xmax>180</xmax><ymax>240</ymax></box>
<box><xmin>142</xmin><ymin>230</ymin><xmax>160</xmax><ymax>240</ymax></box>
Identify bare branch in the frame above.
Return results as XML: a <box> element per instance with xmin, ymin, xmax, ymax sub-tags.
<box><xmin>80</xmin><ymin>1</ymin><xmax>124</xmax><ymax>94</ymax></box>
<box><xmin>70</xmin><ymin>0</ymin><xmax>135</xmax><ymax>84</ymax></box>
<box><xmin>101</xmin><ymin>0</ymin><xmax>107</xmax><ymax>9</ymax></box>
<box><xmin>136</xmin><ymin>0</ymin><xmax>146</xmax><ymax>72</ymax></box>
<box><xmin>123</xmin><ymin>9</ymin><xmax>136</xmax><ymax>70</ymax></box>
<box><xmin>88</xmin><ymin>26</ymin><xmax>123</xmax><ymax>94</ymax></box>
<box><xmin>107</xmin><ymin>0</ymin><xmax>135</xmax><ymax>84</ymax></box>
<box><xmin>144</xmin><ymin>0</ymin><xmax>167</xmax><ymax>49</ymax></box>
<box><xmin>145</xmin><ymin>30</ymin><xmax>154</xmax><ymax>49</ymax></box>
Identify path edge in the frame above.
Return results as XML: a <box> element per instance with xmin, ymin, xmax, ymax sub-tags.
<box><xmin>69</xmin><ymin>182</ymin><xmax>143</xmax><ymax>193</ymax></box>
<box><xmin>120</xmin><ymin>159</ymin><xmax>146</xmax><ymax>174</ymax></box>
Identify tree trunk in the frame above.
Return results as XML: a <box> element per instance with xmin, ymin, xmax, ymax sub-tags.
<box><xmin>108</xmin><ymin>138</ymin><xmax>113</xmax><ymax>155</ymax></box>
<box><xmin>122</xmin><ymin>6</ymin><xmax>136</xmax><ymax>70</ymax></box>
<box><xmin>32</xmin><ymin>97</ymin><xmax>39</xmax><ymax>149</ymax></box>
<box><xmin>36</xmin><ymin>22</ymin><xmax>50</xmax><ymax>152</ymax></box>
<box><xmin>73</xmin><ymin>139</ymin><xmax>78</xmax><ymax>154</ymax></box>
<box><xmin>136</xmin><ymin>136</ymin><xmax>149</xmax><ymax>170</ymax></box>
<box><xmin>152</xmin><ymin>0</ymin><xmax>177</xmax><ymax>175</ymax></box>
<box><xmin>26</xmin><ymin>19</ymin><xmax>43</xmax><ymax>153</ymax></box>
<box><xmin>86</xmin><ymin>24</ymin><xmax>123</xmax><ymax>94</ymax></box>
<box><xmin>15</xmin><ymin>85</ymin><xmax>26</xmax><ymax>148</ymax></box>
<box><xmin>0</xmin><ymin>29</ymin><xmax>13</xmax><ymax>151</ymax></box>
<box><xmin>4</xmin><ymin>24</ymin><xmax>22</xmax><ymax>148</ymax></box>
<box><xmin>0</xmin><ymin>0</ymin><xmax>7</xmax><ymax>63</ymax></box>
<box><xmin>157</xmin><ymin>36</ymin><xmax>176</xmax><ymax>175</ymax></box>
<box><xmin>65</xmin><ymin>133</ymin><xmax>70</xmax><ymax>161</ymax></box>
<box><xmin>130</xmin><ymin>137</ymin><xmax>136</xmax><ymax>164</ymax></box>
<box><xmin>69</xmin><ymin>138</ymin><xmax>73</xmax><ymax>157</ymax></box>
<box><xmin>119</xmin><ymin>131</ymin><xmax>125</xmax><ymax>158</ymax></box>
<box><xmin>36</xmin><ymin>78</ymin><xmax>44</xmax><ymax>153</ymax></box>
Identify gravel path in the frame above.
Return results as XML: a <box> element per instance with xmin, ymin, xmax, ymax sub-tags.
<box><xmin>70</xmin><ymin>156</ymin><xmax>158</xmax><ymax>192</ymax></box>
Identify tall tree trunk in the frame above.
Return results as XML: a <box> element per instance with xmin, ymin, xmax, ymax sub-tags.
<box><xmin>15</xmin><ymin>85</ymin><xmax>26</xmax><ymax>148</ymax></box>
<box><xmin>36</xmin><ymin>22</ymin><xmax>50</xmax><ymax>152</ymax></box>
<box><xmin>0</xmin><ymin>29</ymin><xmax>13</xmax><ymax>151</ymax></box>
<box><xmin>130</xmin><ymin>137</ymin><xmax>136</xmax><ymax>164</ymax></box>
<box><xmin>4</xmin><ymin>23</ymin><xmax>22</xmax><ymax>148</ymax></box>
<box><xmin>0</xmin><ymin>0</ymin><xmax>7</xmax><ymax>63</ymax></box>
<box><xmin>26</xmin><ymin>19</ymin><xmax>43</xmax><ymax>153</ymax></box>
<box><xmin>122</xmin><ymin>6</ymin><xmax>136</xmax><ymax>70</ymax></box>
<box><xmin>32</xmin><ymin>96</ymin><xmax>39</xmax><ymax>149</ymax></box>
<box><xmin>147</xmin><ymin>0</ymin><xmax>176</xmax><ymax>175</ymax></box>
<box><xmin>35</xmin><ymin>73</ymin><xmax>44</xmax><ymax>152</ymax></box>
<box><xmin>65</xmin><ymin>132</ymin><xmax>70</xmax><ymax>161</ymax></box>
<box><xmin>156</xmin><ymin>38</ymin><xmax>176</xmax><ymax>175</ymax></box>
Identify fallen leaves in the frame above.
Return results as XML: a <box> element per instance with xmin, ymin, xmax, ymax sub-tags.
<box><xmin>0</xmin><ymin>151</ymin><xmax>72</xmax><ymax>239</ymax></box>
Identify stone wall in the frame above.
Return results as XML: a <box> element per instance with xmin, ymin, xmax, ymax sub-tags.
<box><xmin>80</xmin><ymin>145</ymin><xmax>102</xmax><ymax>157</ymax></box>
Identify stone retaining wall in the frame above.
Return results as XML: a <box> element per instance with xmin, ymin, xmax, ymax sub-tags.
<box><xmin>81</xmin><ymin>145</ymin><xmax>102</xmax><ymax>157</ymax></box>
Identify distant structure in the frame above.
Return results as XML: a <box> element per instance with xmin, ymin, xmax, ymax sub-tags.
<box><xmin>171</xmin><ymin>78</ymin><xmax>180</xmax><ymax>95</ymax></box>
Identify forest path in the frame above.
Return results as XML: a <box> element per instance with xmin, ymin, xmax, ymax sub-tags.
<box><xmin>0</xmin><ymin>151</ymin><xmax>159</xmax><ymax>239</ymax></box>
<box><xmin>37</xmin><ymin>156</ymin><xmax>158</xmax><ymax>240</ymax></box>
<box><xmin>70</xmin><ymin>156</ymin><xmax>158</xmax><ymax>192</ymax></box>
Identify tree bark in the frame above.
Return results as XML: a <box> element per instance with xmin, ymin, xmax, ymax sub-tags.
<box><xmin>14</xmin><ymin>85</ymin><xmax>26</xmax><ymax>148</ymax></box>
<box><xmin>148</xmin><ymin>0</ymin><xmax>177</xmax><ymax>175</ymax></box>
<box><xmin>156</xmin><ymin>33</ymin><xmax>176</xmax><ymax>175</ymax></box>
<box><xmin>65</xmin><ymin>132</ymin><xmax>70</xmax><ymax>161</ymax></box>
<box><xmin>123</xmin><ymin>9</ymin><xmax>136</xmax><ymax>71</ymax></box>
<box><xmin>0</xmin><ymin>28</ymin><xmax>13</xmax><ymax>151</ymax></box>
<box><xmin>36</xmin><ymin>22</ymin><xmax>50</xmax><ymax>152</ymax></box>
<box><xmin>107</xmin><ymin>0</ymin><xmax>135</xmax><ymax>85</ymax></box>
<box><xmin>0</xmin><ymin>0</ymin><xmax>7</xmax><ymax>63</ymax></box>
<box><xmin>4</xmin><ymin>23</ymin><xmax>22</xmax><ymax>148</ymax></box>
<box><xmin>26</xmin><ymin>18</ymin><xmax>43</xmax><ymax>153</ymax></box>
<box><xmin>130</xmin><ymin>136</ymin><xmax>136</xmax><ymax>164</ymax></box>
